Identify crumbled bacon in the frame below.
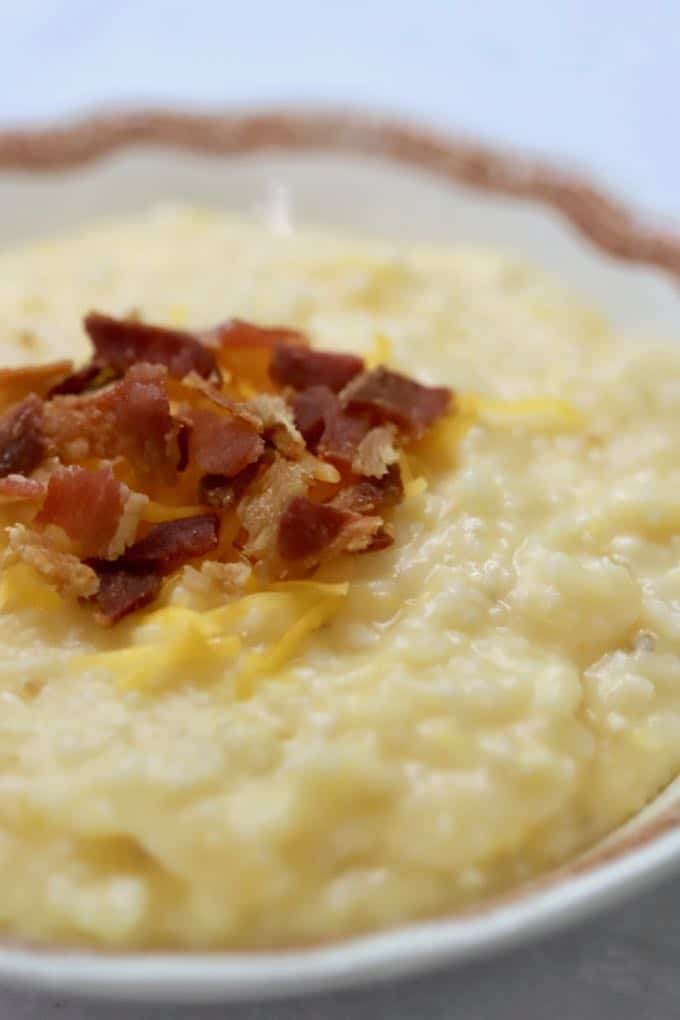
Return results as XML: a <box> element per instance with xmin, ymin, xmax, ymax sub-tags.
<box><xmin>5</xmin><ymin>523</ymin><xmax>99</xmax><ymax>599</ymax></box>
<box><xmin>277</xmin><ymin>496</ymin><xmax>389</xmax><ymax>567</ymax></box>
<box><xmin>36</xmin><ymin>464</ymin><xmax>146</xmax><ymax>560</ymax></box>
<box><xmin>352</xmin><ymin>424</ymin><xmax>399</xmax><ymax>478</ymax></box>
<box><xmin>332</xmin><ymin>463</ymin><xmax>404</xmax><ymax>515</ymax></box>
<box><xmin>205</xmin><ymin>320</ymin><xmax>307</xmax><ymax>390</ymax></box>
<box><xmin>182</xmin><ymin>559</ymin><xmax>252</xmax><ymax>596</ymax></box>
<box><xmin>341</xmin><ymin>366</ymin><xmax>452</xmax><ymax>437</ymax></box>
<box><xmin>244</xmin><ymin>394</ymin><xmax>305</xmax><ymax>458</ymax></box>
<box><xmin>292</xmin><ymin>385</ymin><xmax>337</xmax><ymax>446</ymax></box>
<box><xmin>88</xmin><ymin>566</ymin><xmax>161</xmax><ymax>625</ymax></box>
<box><xmin>43</xmin><ymin>364</ymin><xmax>178</xmax><ymax>474</ymax></box>
<box><xmin>84</xmin><ymin>311</ymin><xmax>218</xmax><ymax>379</ymax></box>
<box><xmin>0</xmin><ymin>361</ymin><xmax>73</xmax><ymax>409</ymax></box>
<box><xmin>48</xmin><ymin>360</ymin><xmax>113</xmax><ymax>397</ymax></box>
<box><xmin>0</xmin><ymin>395</ymin><xmax>45</xmax><ymax>478</ymax></box>
<box><xmin>183</xmin><ymin>408</ymin><xmax>265</xmax><ymax>478</ymax></box>
<box><xmin>0</xmin><ymin>474</ymin><xmax>45</xmax><ymax>505</ymax></box>
<box><xmin>270</xmin><ymin>344</ymin><xmax>364</xmax><ymax>392</ymax></box>
<box><xmin>199</xmin><ymin>462</ymin><xmax>260</xmax><ymax>509</ymax></box>
<box><xmin>121</xmin><ymin>513</ymin><xmax>220</xmax><ymax>574</ymax></box>
<box><xmin>292</xmin><ymin>386</ymin><xmax>370</xmax><ymax>466</ymax></box>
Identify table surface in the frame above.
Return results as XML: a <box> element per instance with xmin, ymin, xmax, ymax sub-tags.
<box><xmin>0</xmin><ymin>2</ymin><xmax>677</xmax><ymax>1016</ymax></box>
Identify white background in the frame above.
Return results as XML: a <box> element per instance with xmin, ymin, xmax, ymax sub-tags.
<box><xmin>0</xmin><ymin>2</ymin><xmax>678</xmax><ymax>1016</ymax></box>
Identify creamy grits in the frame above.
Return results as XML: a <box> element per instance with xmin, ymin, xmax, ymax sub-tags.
<box><xmin>0</xmin><ymin>206</ymin><xmax>678</xmax><ymax>949</ymax></box>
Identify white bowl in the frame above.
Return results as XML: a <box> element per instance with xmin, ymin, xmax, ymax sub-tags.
<box><xmin>0</xmin><ymin>109</ymin><xmax>679</xmax><ymax>1003</ymax></box>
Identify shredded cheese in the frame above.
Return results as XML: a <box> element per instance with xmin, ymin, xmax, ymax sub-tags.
<box><xmin>365</xmin><ymin>333</ymin><xmax>393</xmax><ymax>369</ymax></box>
<box><xmin>143</xmin><ymin>502</ymin><xmax>207</xmax><ymax>523</ymax></box>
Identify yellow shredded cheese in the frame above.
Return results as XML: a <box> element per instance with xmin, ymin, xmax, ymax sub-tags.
<box><xmin>365</xmin><ymin>332</ymin><xmax>393</xmax><ymax>369</ymax></box>
<box><xmin>143</xmin><ymin>502</ymin><xmax>208</xmax><ymax>523</ymax></box>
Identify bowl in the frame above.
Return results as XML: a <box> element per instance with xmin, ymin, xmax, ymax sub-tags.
<box><xmin>0</xmin><ymin>108</ymin><xmax>679</xmax><ymax>1003</ymax></box>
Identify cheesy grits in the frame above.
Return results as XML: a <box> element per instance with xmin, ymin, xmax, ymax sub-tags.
<box><xmin>0</xmin><ymin>205</ymin><xmax>678</xmax><ymax>948</ymax></box>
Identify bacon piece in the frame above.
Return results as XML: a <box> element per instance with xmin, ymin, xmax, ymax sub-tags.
<box><xmin>278</xmin><ymin>498</ymin><xmax>351</xmax><ymax>561</ymax></box>
<box><xmin>341</xmin><ymin>367</ymin><xmax>452</xmax><ymax>438</ymax></box>
<box><xmin>84</xmin><ymin>311</ymin><xmax>217</xmax><ymax>379</ymax></box>
<box><xmin>0</xmin><ymin>361</ymin><xmax>73</xmax><ymax>409</ymax></box>
<box><xmin>237</xmin><ymin>453</ymin><xmax>335</xmax><ymax>561</ymax></box>
<box><xmin>270</xmin><ymin>344</ymin><xmax>364</xmax><ymax>392</ymax></box>
<box><xmin>36</xmin><ymin>465</ymin><xmax>145</xmax><ymax>559</ymax></box>
<box><xmin>332</xmin><ymin>463</ymin><xmax>404</xmax><ymax>515</ymax></box>
<box><xmin>205</xmin><ymin>319</ymin><xmax>307</xmax><ymax>390</ymax></box>
<box><xmin>182</xmin><ymin>560</ymin><xmax>251</xmax><ymax>596</ymax></box>
<box><xmin>48</xmin><ymin>360</ymin><xmax>114</xmax><ymax>397</ymax></box>
<box><xmin>352</xmin><ymin>424</ymin><xmax>399</xmax><ymax>478</ymax></box>
<box><xmin>43</xmin><ymin>364</ymin><xmax>178</xmax><ymax>474</ymax></box>
<box><xmin>244</xmin><ymin>394</ymin><xmax>305</xmax><ymax>458</ymax></box>
<box><xmin>0</xmin><ymin>395</ymin><xmax>45</xmax><ymax>478</ymax></box>
<box><xmin>179</xmin><ymin>372</ymin><xmax>260</xmax><ymax>428</ymax></box>
<box><xmin>5</xmin><ymin>523</ymin><xmax>99</xmax><ymax>599</ymax></box>
<box><xmin>292</xmin><ymin>386</ymin><xmax>369</xmax><ymax>466</ymax></box>
<box><xmin>121</xmin><ymin>513</ymin><xmax>220</xmax><ymax>574</ymax></box>
<box><xmin>0</xmin><ymin>474</ymin><xmax>45</xmax><ymax>505</ymax></box>
<box><xmin>277</xmin><ymin>496</ymin><xmax>389</xmax><ymax>566</ymax></box>
<box><xmin>184</xmin><ymin>408</ymin><xmax>265</xmax><ymax>478</ymax></box>
<box><xmin>88</xmin><ymin>566</ymin><xmax>161</xmax><ymax>625</ymax></box>
<box><xmin>199</xmin><ymin>461</ymin><xmax>260</xmax><ymax>510</ymax></box>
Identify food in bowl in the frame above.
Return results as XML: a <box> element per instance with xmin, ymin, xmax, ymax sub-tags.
<box><xmin>0</xmin><ymin>205</ymin><xmax>678</xmax><ymax>949</ymax></box>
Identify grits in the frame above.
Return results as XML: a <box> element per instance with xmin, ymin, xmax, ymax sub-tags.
<box><xmin>0</xmin><ymin>205</ymin><xmax>678</xmax><ymax>948</ymax></box>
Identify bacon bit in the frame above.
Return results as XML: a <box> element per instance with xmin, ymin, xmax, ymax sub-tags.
<box><xmin>35</xmin><ymin>465</ymin><xmax>131</xmax><ymax>559</ymax></box>
<box><xmin>121</xmin><ymin>513</ymin><xmax>220</xmax><ymax>574</ymax></box>
<box><xmin>0</xmin><ymin>474</ymin><xmax>46</xmax><ymax>505</ymax></box>
<box><xmin>351</xmin><ymin>424</ymin><xmax>399</xmax><ymax>478</ymax></box>
<box><xmin>244</xmin><ymin>394</ymin><xmax>305</xmax><ymax>458</ymax></box>
<box><xmin>48</xmin><ymin>360</ymin><xmax>114</xmax><ymax>397</ymax></box>
<box><xmin>317</xmin><ymin>401</ymin><xmax>370</xmax><ymax>467</ymax></box>
<box><xmin>278</xmin><ymin>498</ymin><xmax>351</xmax><ymax>561</ymax></box>
<box><xmin>184</xmin><ymin>408</ymin><xmax>265</xmax><ymax>478</ymax></box>
<box><xmin>178</xmin><ymin>372</ymin><xmax>261</xmax><ymax>426</ymax></box>
<box><xmin>237</xmin><ymin>454</ymin><xmax>330</xmax><ymax>560</ymax></box>
<box><xmin>5</xmin><ymin>523</ymin><xmax>99</xmax><ymax>599</ymax></box>
<box><xmin>341</xmin><ymin>367</ymin><xmax>452</xmax><ymax>437</ymax></box>
<box><xmin>199</xmin><ymin>461</ymin><xmax>260</xmax><ymax>510</ymax></box>
<box><xmin>292</xmin><ymin>385</ymin><xmax>337</xmax><ymax>446</ymax></box>
<box><xmin>0</xmin><ymin>361</ymin><xmax>73</xmax><ymax>409</ymax></box>
<box><xmin>84</xmin><ymin>311</ymin><xmax>218</xmax><ymax>380</ymax></box>
<box><xmin>278</xmin><ymin>496</ymin><xmax>389</xmax><ymax>567</ymax></box>
<box><xmin>0</xmin><ymin>395</ymin><xmax>45</xmax><ymax>478</ymax></box>
<box><xmin>270</xmin><ymin>344</ymin><xmax>364</xmax><ymax>392</ymax></box>
<box><xmin>88</xmin><ymin>566</ymin><xmax>161</xmax><ymax>625</ymax></box>
<box><xmin>43</xmin><ymin>364</ymin><xmax>178</xmax><ymax>474</ymax></box>
<box><xmin>332</xmin><ymin>463</ymin><xmax>404</xmax><ymax>515</ymax></box>
<box><xmin>205</xmin><ymin>320</ymin><xmax>307</xmax><ymax>391</ymax></box>
<box><xmin>107</xmin><ymin>489</ymin><xmax>149</xmax><ymax>559</ymax></box>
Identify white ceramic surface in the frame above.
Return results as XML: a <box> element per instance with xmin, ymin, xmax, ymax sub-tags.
<box><xmin>1</xmin><ymin>139</ymin><xmax>680</xmax><ymax>1003</ymax></box>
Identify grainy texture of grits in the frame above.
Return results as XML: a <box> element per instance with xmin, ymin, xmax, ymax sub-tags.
<box><xmin>0</xmin><ymin>205</ymin><xmax>678</xmax><ymax>949</ymax></box>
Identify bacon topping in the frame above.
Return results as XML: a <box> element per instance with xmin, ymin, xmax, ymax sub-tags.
<box><xmin>244</xmin><ymin>394</ymin><xmax>305</xmax><ymax>458</ymax></box>
<box><xmin>48</xmin><ymin>360</ymin><xmax>113</xmax><ymax>397</ymax></box>
<box><xmin>292</xmin><ymin>386</ymin><xmax>369</xmax><ymax>466</ymax></box>
<box><xmin>121</xmin><ymin>513</ymin><xmax>220</xmax><ymax>574</ymax></box>
<box><xmin>204</xmin><ymin>319</ymin><xmax>306</xmax><ymax>351</ymax></box>
<box><xmin>270</xmin><ymin>344</ymin><xmax>364</xmax><ymax>392</ymax></box>
<box><xmin>89</xmin><ymin>567</ymin><xmax>161</xmax><ymax>625</ymax></box>
<box><xmin>352</xmin><ymin>424</ymin><xmax>399</xmax><ymax>478</ymax></box>
<box><xmin>6</xmin><ymin>523</ymin><xmax>99</xmax><ymax>599</ymax></box>
<box><xmin>43</xmin><ymin>364</ymin><xmax>177</xmax><ymax>474</ymax></box>
<box><xmin>341</xmin><ymin>367</ymin><xmax>452</xmax><ymax>437</ymax></box>
<box><xmin>332</xmin><ymin>463</ymin><xmax>404</xmax><ymax>515</ymax></box>
<box><xmin>0</xmin><ymin>395</ymin><xmax>45</xmax><ymax>478</ymax></box>
<box><xmin>184</xmin><ymin>408</ymin><xmax>265</xmax><ymax>478</ymax></box>
<box><xmin>84</xmin><ymin>311</ymin><xmax>218</xmax><ymax>379</ymax></box>
<box><xmin>278</xmin><ymin>497</ymin><xmax>352</xmax><ymax>561</ymax></box>
<box><xmin>35</xmin><ymin>465</ymin><xmax>141</xmax><ymax>560</ymax></box>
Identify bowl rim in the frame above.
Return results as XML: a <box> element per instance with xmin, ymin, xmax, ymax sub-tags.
<box><xmin>0</xmin><ymin>106</ymin><xmax>678</xmax><ymax>282</ymax></box>
<box><xmin>0</xmin><ymin>105</ymin><xmax>679</xmax><ymax>1000</ymax></box>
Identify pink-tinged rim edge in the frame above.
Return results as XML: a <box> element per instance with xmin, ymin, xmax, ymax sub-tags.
<box><xmin>0</xmin><ymin>106</ymin><xmax>679</xmax><ymax>994</ymax></box>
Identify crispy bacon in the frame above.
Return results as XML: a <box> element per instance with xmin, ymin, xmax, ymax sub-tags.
<box><xmin>89</xmin><ymin>567</ymin><xmax>161</xmax><ymax>625</ymax></box>
<box><xmin>6</xmin><ymin>523</ymin><xmax>99</xmax><ymax>599</ymax></box>
<box><xmin>244</xmin><ymin>394</ymin><xmax>305</xmax><ymax>458</ymax></box>
<box><xmin>352</xmin><ymin>424</ymin><xmax>399</xmax><ymax>478</ymax></box>
<box><xmin>43</xmin><ymin>364</ymin><xmax>178</xmax><ymax>474</ymax></box>
<box><xmin>0</xmin><ymin>395</ymin><xmax>45</xmax><ymax>478</ymax></box>
<box><xmin>184</xmin><ymin>408</ymin><xmax>265</xmax><ymax>478</ymax></box>
<box><xmin>292</xmin><ymin>385</ymin><xmax>369</xmax><ymax>466</ymax></box>
<box><xmin>278</xmin><ymin>496</ymin><xmax>389</xmax><ymax>566</ymax></box>
<box><xmin>35</xmin><ymin>465</ymin><xmax>142</xmax><ymax>559</ymax></box>
<box><xmin>203</xmin><ymin>319</ymin><xmax>307</xmax><ymax>351</ymax></box>
<box><xmin>84</xmin><ymin>311</ymin><xmax>218</xmax><ymax>379</ymax></box>
<box><xmin>0</xmin><ymin>361</ymin><xmax>73</xmax><ymax>409</ymax></box>
<box><xmin>270</xmin><ymin>344</ymin><xmax>364</xmax><ymax>392</ymax></box>
<box><xmin>0</xmin><ymin>474</ymin><xmax>45</xmax><ymax>505</ymax></box>
<box><xmin>121</xmin><ymin>513</ymin><xmax>220</xmax><ymax>574</ymax></box>
<box><xmin>87</xmin><ymin>513</ymin><xmax>221</xmax><ymax>622</ymax></box>
<box><xmin>341</xmin><ymin>367</ymin><xmax>452</xmax><ymax>438</ymax></box>
<box><xmin>332</xmin><ymin>463</ymin><xmax>404</xmax><ymax>515</ymax></box>
<box><xmin>199</xmin><ymin>461</ymin><xmax>260</xmax><ymax>509</ymax></box>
